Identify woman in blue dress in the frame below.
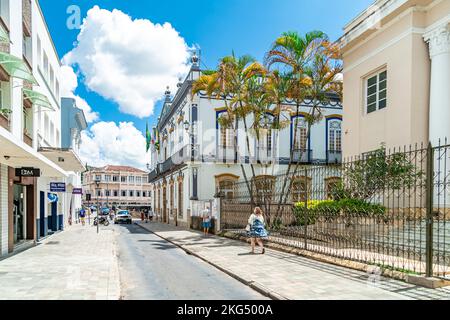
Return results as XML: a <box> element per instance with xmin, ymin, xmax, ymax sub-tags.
<box><xmin>247</xmin><ymin>207</ymin><xmax>268</xmax><ymax>254</ymax></box>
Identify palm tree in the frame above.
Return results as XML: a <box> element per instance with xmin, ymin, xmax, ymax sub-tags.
<box><xmin>265</xmin><ymin>31</ymin><xmax>343</xmax><ymax>225</ymax></box>
<box><xmin>192</xmin><ymin>54</ymin><xmax>266</xmax><ymax>201</ymax></box>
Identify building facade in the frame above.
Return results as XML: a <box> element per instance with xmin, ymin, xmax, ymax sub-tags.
<box><xmin>341</xmin><ymin>0</ymin><xmax>450</xmax><ymax>157</ymax></box>
<box><xmin>82</xmin><ymin>165</ymin><xmax>152</xmax><ymax>210</ymax></box>
<box><xmin>0</xmin><ymin>0</ymin><xmax>84</xmax><ymax>257</ymax></box>
<box><xmin>148</xmin><ymin>55</ymin><xmax>343</xmax><ymax>228</ymax></box>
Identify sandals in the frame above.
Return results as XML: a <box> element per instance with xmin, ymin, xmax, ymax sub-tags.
<box><xmin>262</xmin><ymin>248</ymin><xmax>265</xmax><ymax>254</ymax></box>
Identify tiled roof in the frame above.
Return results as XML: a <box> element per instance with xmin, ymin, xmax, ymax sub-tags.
<box><xmin>101</xmin><ymin>165</ymin><xmax>147</xmax><ymax>173</ymax></box>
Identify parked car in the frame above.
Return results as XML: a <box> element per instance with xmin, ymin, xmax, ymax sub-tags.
<box><xmin>114</xmin><ymin>210</ymin><xmax>132</xmax><ymax>224</ymax></box>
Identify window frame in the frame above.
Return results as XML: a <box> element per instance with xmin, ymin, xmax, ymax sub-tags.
<box><xmin>365</xmin><ymin>68</ymin><xmax>387</xmax><ymax>114</ymax></box>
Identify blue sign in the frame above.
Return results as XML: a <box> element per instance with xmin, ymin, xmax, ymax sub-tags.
<box><xmin>50</xmin><ymin>182</ymin><xmax>66</xmax><ymax>192</ymax></box>
<box><xmin>48</xmin><ymin>193</ymin><xmax>58</xmax><ymax>203</ymax></box>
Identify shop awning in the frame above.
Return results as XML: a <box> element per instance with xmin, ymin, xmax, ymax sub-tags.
<box><xmin>0</xmin><ymin>25</ymin><xmax>9</xmax><ymax>44</ymax></box>
<box><xmin>0</xmin><ymin>52</ymin><xmax>37</xmax><ymax>84</ymax></box>
<box><xmin>0</xmin><ymin>127</ymin><xmax>68</xmax><ymax>178</ymax></box>
<box><xmin>23</xmin><ymin>89</ymin><xmax>54</xmax><ymax>111</ymax></box>
<box><xmin>38</xmin><ymin>147</ymin><xmax>86</xmax><ymax>173</ymax></box>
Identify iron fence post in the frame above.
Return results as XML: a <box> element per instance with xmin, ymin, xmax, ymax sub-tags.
<box><xmin>304</xmin><ymin>167</ymin><xmax>308</xmax><ymax>250</ymax></box>
<box><xmin>425</xmin><ymin>142</ymin><xmax>434</xmax><ymax>277</ymax></box>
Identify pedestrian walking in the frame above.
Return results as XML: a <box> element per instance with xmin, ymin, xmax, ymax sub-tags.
<box><xmin>149</xmin><ymin>208</ymin><xmax>154</xmax><ymax>222</ymax></box>
<box><xmin>140</xmin><ymin>209</ymin><xmax>145</xmax><ymax>222</ymax></box>
<box><xmin>144</xmin><ymin>208</ymin><xmax>149</xmax><ymax>223</ymax></box>
<box><xmin>79</xmin><ymin>207</ymin><xmax>86</xmax><ymax>226</ymax></box>
<box><xmin>246</xmin><ymin>207</ymin><xmax>268</xmax><ymax>254</ymax></box>
<box><xmin>202</xmin><ymin>208</ymin><xmax>212</xmax><ymax>236</ymax></box>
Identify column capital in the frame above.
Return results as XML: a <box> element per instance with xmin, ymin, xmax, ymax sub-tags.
<box><xmin>424</xmin><ymin>23</ymin><xmax>450</xmax><ymax>58</ymax></box>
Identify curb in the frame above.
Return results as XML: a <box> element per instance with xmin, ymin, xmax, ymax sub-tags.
<box><xmin>133</xmin><ymin>222</ymin><xmax>286</xmax><ymax>300</ymax></box>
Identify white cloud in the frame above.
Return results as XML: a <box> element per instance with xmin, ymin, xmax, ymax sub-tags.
<box><xmin>63</xmin><ymin>6</ymin><xmax>191</xmax><ymax>118</ymax></box>
<box><xmin>79</xmin><ymin>121</ymin><xmax>150</xmax><ymax>170</ymax></box>
<box><xmin>60</xmin><ymin>65</ymin><xmax>99</xmax><ymax>123</ymax></box>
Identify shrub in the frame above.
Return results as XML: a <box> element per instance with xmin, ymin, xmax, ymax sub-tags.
<box><xmin>293</xmin><ymin>198</ymin><xmax>386</xmax><ymax>226</ymax></box>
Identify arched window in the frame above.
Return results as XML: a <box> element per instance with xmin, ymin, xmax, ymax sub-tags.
<box><xmin>292</xmin><ymin>117</ymin><xmax>308</xmax><ymax>151</ymax></box>
<box><xmin>328</xmin><ymin>120</ymin><xmax>342</xmax><ymax>152</ymax></box>
<box><xmin>291</xmin><ymin>176</ymin><xmax>312</xmax><ymax>203</ymax></box>
<box><xmin>215</xmin><ymin>174</ymin><xmax>239</xmax><ymax>199</ymax></box>
<box><xmin>325</xmin><ymin>177</ymin><xmax>342</xmax><ymax>200</ymax></box>
<box><xmin>252</xmin><ymin>175</ymin><xmax>276</xmax><ymax>202</ymax></box>
<box><xmin>255</xmin><ymin>114</ymin><xmax>274</xmax><ymax>160</ymax></box>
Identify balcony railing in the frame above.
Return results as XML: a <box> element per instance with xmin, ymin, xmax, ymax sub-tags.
<box><xmin>292</xmin><ymin>149</ymin><xmax>312</xmax><ymax>163</ymax></box>
<box><xmin>327</xmin><ymin>150</ymin><xmax>342</xmax><ymax>164</ymax></box>
<box><xmin>254</xmin><ymin>146</ymin><xmax>274</xmax><ymax>163</ymax></box>
<box><xmin>216</xmin><ymin>145</ymin><xmax>236</xmax><ymax>163</ymax></box>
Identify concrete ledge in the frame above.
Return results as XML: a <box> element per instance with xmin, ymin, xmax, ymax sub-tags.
<box><xmin>406</xmin><ymin>275</ymin><xmax>450</xmax><ymax>289</ymax></box>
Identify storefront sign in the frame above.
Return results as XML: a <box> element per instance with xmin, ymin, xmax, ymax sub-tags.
<box><xmin>72</xmin><ymin>188</ymin><xmax>83</xmax><ymax>195</ymax></box>
<box><xmin>15</xmin><ymin>167</ymin><xmax>40</xmax><ymax>177</ymax></box>
<box><xmin>50</xmin><ymin>182</ymin><xmax>66</xmax><ymax>192</ymax></box>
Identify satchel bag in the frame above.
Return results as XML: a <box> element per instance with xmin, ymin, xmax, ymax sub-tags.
<box><xmin>245</xmin><ymin>224</ymin><xmax>251</xmax><ymax>232</ymax></box>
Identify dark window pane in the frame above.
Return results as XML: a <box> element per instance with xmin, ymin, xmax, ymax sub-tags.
<box><xmin>379</xmin><ymin>80</ymin><xmax>387</xmax><ymax>90</ymax></box>
<box><xmin>367</xmin><ymin>103</ymin><xmax>377</xmax><ymax>113</ymax></box>
<box><xmin>367</xmin><ymin>76</ymin><xmax>377</xmax><ymax>87</ymax></box>
<box><xmin>367</xmin><ymin>85</ymin><xmax>377</xmax><ymax>96</ymax></box>
<box><xmin>379</xmin><ymin>71</ymin><xmax>387</xmax><ymax>81</ymax></box>
<box><xmin>379</xmin><ymin>90</ymin><xmax>386</xmax><ymax>100</ymax></box>
<box><xmin>367</xmin><ymin>95</ymin><xmax>377</xmax><ymax>105</ymax></box>
<box><xmin>379</xmin><ymin>99</ymin><xmax>387</xmax><ymax>109</ymax></box>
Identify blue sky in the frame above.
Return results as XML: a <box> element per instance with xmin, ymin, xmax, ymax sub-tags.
<box><xmin>40</xmin><ymin>0</ymin><xmax>372</xmax><ymax>133</ymax></box>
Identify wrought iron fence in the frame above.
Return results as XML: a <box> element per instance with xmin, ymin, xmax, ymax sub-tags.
<box><xmin>220</xmin><ymin>142</ymin><xmax>450</xmax><ymax>279</ymax></box>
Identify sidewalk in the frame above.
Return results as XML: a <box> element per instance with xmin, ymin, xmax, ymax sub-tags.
<box><xmin>136</xmin><ymin>221</ymin><xmax>450</xmax><ymax>300</ymax></box>
<box><xmin>0</xmin><ymin>223</ymin><xmax>120</xmax><ymax>300</ymax></box>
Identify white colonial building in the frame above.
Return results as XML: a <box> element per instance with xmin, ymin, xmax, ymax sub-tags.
<box><xmin>0</xmin><ymin>0</ymin><xmax>85</xmax><ymax>257</ymax></box>
<box><xmin>148</xmin><ymin>54</ymin><xmax>343</xmax><ymax>228</ymax></box>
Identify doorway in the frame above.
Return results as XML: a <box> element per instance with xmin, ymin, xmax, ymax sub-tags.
<box><xmin>13</xmin><ymin>185</ymin><xmax>26</xmax><ymax>245</ymax></box>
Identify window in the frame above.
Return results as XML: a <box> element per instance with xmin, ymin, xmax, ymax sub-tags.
<box><xmin>23</xmin><ymin>35</ymin><xmax>32</xmax><ymax>64</ymax></box>
<box><xmin>121</xmin><ymin>176</ymin><xmax>127</xmax><ymax>183</ymax></box>
<box><xmin>105</xmin><ymin>190</ymin><xmax>111</xmax><ymax>197</ymax></box>
<box><xmin>136</xmin><ymin>191</ymin><xmax>141</xmax><ymax>197</ymax></box>
<box><xmin>55</xmin><ymin>129</ymin><xmax>60</xmax><ymax>147</ymax></box>
<box><xmin>0</xmin><ymin>0</ymin><xmax>10</xmax><ymax>27</ymax></box>
<box><xmin>55</xmin><ymin>79</ymin><xmax>60</xmax><ymax>102</ymax></box>
<box><xmin>23</xmin><ymin>108</ymin><xmax>32</xmax><ymax>135</ymax></box>
<box><xmin>142</xmin><ymin>191</ymin><xmax>146</xmax><ymax>198</ymax></box>
<box><xmin>293</xmin><ymin>117</ymin><xmax>308</xmax><ymax>150</ymax></box>
<box><xmin>328</xmin><ymin>120</ymin><xmax>342</xmax><ymax>152</ymax></box>
<box><xmin>325</xmin><ymin>177</ymin><xmax>342</xmax><ymax>200</ymax></box>
<box><xmin>121</xmin><ymin>190</ymin><xmax>127</xmax><ymax>197</ymax></box>
<box><xmin>219</xmin><ymin>180</ymin><xmax>235</xmax><ymax>199</ymax></box>
<box><xmin>291</xmin><ymin>176</ymin><xmax>311</xmax><ymax>203</ymax></box>
<box><xmin>37</xmin><ymin>36</ymin><xmax>42</xmax><ymax>67</ymax></box>
<box><xmin>44</xmin><ymin>114</ymin><xmax>49</xmax><ymax>141</ymax></box>
<box><xmin>113</xmin><ymin>176</ymin><xmax>119</xmax><ymax>182</ymax></box>
<box><xmin>136</xmin><ymin>176</ymin><xmax>141</xmax><ymax>184</ymax></box>
<box><xmin>129</xmin><ymin>176</ymin><xmax>135</xmax><ymax>184</ymax></box>
<box><xmin>50</xmin><ymin>66</ymin><xmax>55</xmax><ymax>91</ymax></box>
<box><xmin>129</xmin><ymin>190</ymin><xmax>134</xmax><ymax>197</ymax></box>
<box><xmin>97</xmin><ymin>190</ymin><xmax>101</xmax><ymax>197</ymax></box>
<box><xmin>95</xmin><ymin>175</ymin><xmax>101</xmax><ymax>182</ymax></box>
<box><xmin>50</xmin><ymin>121</ymin><xmax>54</xmax><ymax>145</ymax></box>
<box><xmin>105</xmin><ymin>175</ymin><xmax>111</xmax><ymax>182</ymax></box>
<box><xmin>43</xmin><ymin>52</ymin><xmax>49</xmax><ymax>78</ymax></box>
<box><xmin>113</xmin><ymin>191</ymin><xmax>118</xmax><ymax>197</ymax></box>
<box><xmin>366</xmin><ymin>70</ymin><xmax>387</xmax><ymax>114</ymax></box>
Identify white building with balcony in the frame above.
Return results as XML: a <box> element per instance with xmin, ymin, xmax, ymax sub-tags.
<box><xmin>148</xmin><ymin>54</ymin><xmax>343</xmax><ymax>228</ymax></box>
<box><xmin>0</xmin><ymin>0</ymin><xmax>85</xmax><ymax>257</ymax></box>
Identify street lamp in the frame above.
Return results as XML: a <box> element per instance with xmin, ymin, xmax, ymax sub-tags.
<box><xmin>95</xmin><ymin>177</ymin><xmax>100</xmax><ymax>234</ymax></box>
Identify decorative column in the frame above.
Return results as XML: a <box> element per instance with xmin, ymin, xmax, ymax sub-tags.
<box><xmin>424</xmin><ymin>24</ymin><xmax>450</xmax><ymax>146</ymax></box>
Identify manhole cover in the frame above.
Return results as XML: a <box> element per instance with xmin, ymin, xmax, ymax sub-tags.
<box><xmin>46</xmin><ymin>241</ymin><xmax>60</xmax><ymax>245</ymax></box>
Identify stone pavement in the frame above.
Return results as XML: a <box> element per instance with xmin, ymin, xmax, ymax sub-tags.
<box><xmin>0</xmin><ymin>223</ymin><xmax>120</xmax><ymax>300</ymax></box>
<box><xmin>135</xmin><ymin>221</ymin><xmax>450</xmax><ymax>300</ymax></box>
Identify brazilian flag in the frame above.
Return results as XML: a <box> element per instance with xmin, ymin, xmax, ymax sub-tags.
<box><xmin>146</xmin><ymin>122</ymin><xmax>151</xmax><ymax>152</ymax></box>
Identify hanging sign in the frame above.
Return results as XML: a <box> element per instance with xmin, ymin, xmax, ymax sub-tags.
<box><xmin>72</xmin><ymin>188</ymin><xmax>83</xmax><ymax>195</ymax></box>
<box><xmin>15</xmin><ymin>167</ymin><xmax>40</xmax><ymax>177</ymax></box>
<box><xmin>50</xmin><ymin>182</ymin><xmax>66</xmax><ymax>192</ymax></box>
